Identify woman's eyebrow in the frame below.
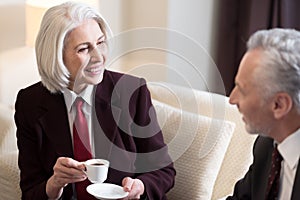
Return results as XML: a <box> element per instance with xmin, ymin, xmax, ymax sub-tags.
<box><xmin>74</xmin><ymin>35</ymin><xmax>106</xmax><ymax>50</ymax></box>
<box><xmin>98</xmin><ymin>35</ymin><xmax>105</xmax><ymax>40</ymax></box>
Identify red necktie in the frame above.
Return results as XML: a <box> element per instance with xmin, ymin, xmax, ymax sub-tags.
<box><xmin>265</xmin><ymin>144</ymin><xmax>283</xmax><ymax>200</ymax></box>
<box><xmin>73</xmin><ymin>97</ymin><xmax>96</xmax><ymax>200</ymax></box>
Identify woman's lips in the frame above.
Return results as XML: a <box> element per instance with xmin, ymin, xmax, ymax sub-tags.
<box><xmin>85</xmin><ymin>65</ymin><xmax>103</xmax><ymax>75</ymax></box>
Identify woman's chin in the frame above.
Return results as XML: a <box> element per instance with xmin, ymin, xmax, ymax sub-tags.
<box><xmin>86</xmin><ymin>74</ymin><xmax>104</xmax><ymax>85</ymax></box>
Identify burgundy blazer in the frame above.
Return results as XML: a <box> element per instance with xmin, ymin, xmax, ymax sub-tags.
<box><xmin>227</xmin><ymin>136</ymin><xmax>300</xmax><ymax>200</ymax></box>
<box><xmin>15</xmin><ymin>70</ymin><xmax>175</xmax><ymax>200</ymax></box>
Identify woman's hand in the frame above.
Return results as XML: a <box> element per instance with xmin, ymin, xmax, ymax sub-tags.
<box><xmin>121</xmin><ymin>177</ymin><xmax>145</xmax><ymax>200</ymax></box>
<box><xmin>46</xmin><ymin>157</ymin><xmax>87</xmax><ymax>199</ymax></box>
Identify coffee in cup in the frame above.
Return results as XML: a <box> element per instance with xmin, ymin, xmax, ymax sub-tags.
<box><xmin>85</xmin><ymin>159</ymin><xmax>109</xmax><ymax>183</ymax></box>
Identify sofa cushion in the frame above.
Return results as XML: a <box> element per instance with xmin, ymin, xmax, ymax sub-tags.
<box><xmin>152</xmin><ymin>99</ymin><xmax>235</xmax><ymax>199</ymax></box>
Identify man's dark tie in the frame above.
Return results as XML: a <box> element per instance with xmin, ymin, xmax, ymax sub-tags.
<box><xmin>265</xmin><ymin>144</ymin><xmax>283</xmax><ymax>200</ymax></box>
<box><xmin>73</xmin><ymin>97</ymin><xmax>96</xmax><ymax>200</ymax></box>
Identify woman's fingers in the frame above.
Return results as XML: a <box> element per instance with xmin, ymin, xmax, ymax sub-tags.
<box><xmin>52</xmin><ymin>157</ymin><xmax>87</xmax><ymax>186</ymax></box>
<box><xmin>122</xmin><ymin>177</ymin><xmax>135</xmax><ymax>192</ymax></box>
<box><xmin>122</xmin><ymin>177</ymin><xmax>145</xmax><ymax>199</ymax></box>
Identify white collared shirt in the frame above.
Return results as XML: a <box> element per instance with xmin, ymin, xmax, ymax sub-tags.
<box><xmin>278</xmin><ymin>128</ymin><xmax>300</xmax><ymax>200</ymax></box>
<box><xmin>62</xmin><ymin>85</ymin><xmax>95</xmax><ymax>157</ymax></box>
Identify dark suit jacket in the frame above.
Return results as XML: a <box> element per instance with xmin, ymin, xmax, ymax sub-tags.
<box><xmin>227</xmin><ymin>136</ymin><xmax>300</xmax><ymax>200</ymax></box>
<box><xmin>15</xmin><ymin>70</ymin><xmax>175</xmax><ymax>200</ymax></box>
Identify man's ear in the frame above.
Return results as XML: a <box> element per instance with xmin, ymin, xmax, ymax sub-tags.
<box><xmin>272</xmin><ymin>92</ymin><xmax>293</xmax><ymax>119</ymax></box>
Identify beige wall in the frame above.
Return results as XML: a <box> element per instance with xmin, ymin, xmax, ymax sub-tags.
<box><xmin>0</xmin><ymin>0</ymin><xmax>26</xmax><ymax>52</ymax></box>
<box><xmin>167</xmin><ymin>0</ymin><xmax>224</xmax><ymax>93</ymax></box>
<box><xmin>99</xmin><ymin>0</ymin><xmax>169</xmax><ymax>82</ymax></box>
<box><xmin>99</xmin><ymin>0</ymin><xmax>168</xmax><ymax>33</ymax></box>
<box><xmin>99</xmin><ymin>0</ymin><xmax>224</xmax><ymax>93</ymax></box>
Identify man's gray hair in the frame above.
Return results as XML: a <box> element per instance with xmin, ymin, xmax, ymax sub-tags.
<box><xmin>35</xmin><ymin>1</ymin><xmax>112</xmax><ymax>93</ymax></box>
<box><xmin>247</xmin><ymin>28</ymin><xmax>300</xmax><ymax>111</ymax></box>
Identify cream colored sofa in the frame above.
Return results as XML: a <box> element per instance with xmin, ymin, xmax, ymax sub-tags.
<box><xmin>0</xmin><ymin>81</ymin><xmax>257</xmax><ymax>200</ymax></box>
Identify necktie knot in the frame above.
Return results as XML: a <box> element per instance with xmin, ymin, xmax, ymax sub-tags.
<box><xmin>75</xmin><ymin>97</ymin><xmax>84</xmax><ymax>111</ymax></box>
<box><xmin>273</xmin><ymin>145</ymin><xmax>283</xmax><ymax>165</ymax></box>
<box><xmin>74</xmin><ymin>98</ymin><xmax>87</xmax><ymax>132</ymax></box>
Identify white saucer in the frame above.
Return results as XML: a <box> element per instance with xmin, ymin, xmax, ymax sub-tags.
<box><xmin>86</xmin><ymin>183</ymin><xmax>129</xmax><ymax>200</ymax></box>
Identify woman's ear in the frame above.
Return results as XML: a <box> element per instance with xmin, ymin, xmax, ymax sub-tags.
<box><xmin>272</xmin><ymin>92</ymin><xmax>293</xmax><ymax>119</ymax></box>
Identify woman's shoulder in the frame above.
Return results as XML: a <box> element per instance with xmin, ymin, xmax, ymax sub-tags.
<box><xmin>17</xmin><ymin>82</ymin><xmax>49</xmax><ymax>98</ymax></box>
<box><xmin>15</xmin><ymin>82</ymin><xmax>61</xmax><ymax>108</ymax></box>
<box><xmin>105</xmin><ymin>70</ymin><xmax>143</xmax><ymax>82</ymax></box>
<box><xmin>97</xmin><ymin>70</ymin><xmax>148</xmax><ymax>100</ymax></box>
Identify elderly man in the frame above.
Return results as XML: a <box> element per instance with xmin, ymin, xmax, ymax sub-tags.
<box><xmin>227</xmin><ymin>28</ymin><xmax>300</xmax><ymax>199</ymax></box>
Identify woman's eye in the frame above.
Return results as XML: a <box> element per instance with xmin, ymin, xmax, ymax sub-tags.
<box><xmin>78</xmin><ymin>47</ymin><xmax>89</xmax><ymax>53</ymax></box>
<box><xmin>98</xmin><ymin>40</ymin><xmax>106</xmax><ymax>45</ymax></box>
<box><xmin>97</xmin><ymin>40</ymin><xmax>107</xmax><ymax>49</ymax></box>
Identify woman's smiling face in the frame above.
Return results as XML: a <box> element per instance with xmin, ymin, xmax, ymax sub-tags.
<box><xmin>63</xmin><ymin>19</ymin><xmax>107</xmax><ymax>93</ymax></box>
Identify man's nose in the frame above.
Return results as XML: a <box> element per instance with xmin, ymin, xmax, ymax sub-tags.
<box><xmin>229</xmin><ymin>87</ymin><xmax>237</xmax><ymax>105</ymax></box>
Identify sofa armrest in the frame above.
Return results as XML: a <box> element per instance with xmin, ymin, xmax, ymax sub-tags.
<box><xmin>0</xmin><ymin>103</ymin><xmax>18</xmax><ymax>154</ymax></box>
<box><xmin>147</xmin><ymin>82</ymin><xmax>257</xmax><ymax>199</ymax></box>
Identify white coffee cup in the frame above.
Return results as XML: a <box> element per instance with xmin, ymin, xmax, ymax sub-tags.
<box><xmin>85</xmin><ymin>159</ymin><xmax>109</xmax><ymax>183</ymax></box>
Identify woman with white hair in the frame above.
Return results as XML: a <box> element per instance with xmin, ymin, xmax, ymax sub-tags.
<box><xmin>15</xmin><ymin>2</ymin><xmax>175</xmax><ymax>200</ymax></box>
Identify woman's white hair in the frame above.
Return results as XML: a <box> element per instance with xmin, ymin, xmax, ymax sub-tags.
<box><xmin>35</xmin><ymin>1</ymin><xmax>113</xmax><ymax>93</ymax></box>
<box><xmin>247</xmin><ymin>28</ymin><xmax>300</xmax><ymax>111</ymax></box>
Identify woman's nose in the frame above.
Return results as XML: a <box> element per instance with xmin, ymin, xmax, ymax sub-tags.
<box><xmin>90</xmin><ymin>46</ymin><xmax>103</xmax><ymax>62</ymax></box>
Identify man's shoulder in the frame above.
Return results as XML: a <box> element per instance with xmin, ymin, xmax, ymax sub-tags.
<box><xmin>254</xmin><ymin>136</ymin><xmax>273</xmax><ymax>148</ymax></box>
<box><xmin>252</xmin><ymin>136</ymin><xmax>274</xmax><ymax>160</ymax></box>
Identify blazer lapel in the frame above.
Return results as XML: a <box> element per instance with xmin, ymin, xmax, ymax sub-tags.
<box><xmin>38</xmin><ymin>93</ymin><xmax>73</xmax><ymax>157</ymax></box>
<box><xmin>253</xmin><ymin>137</ymin><xmax>274</xmax><ymax>200</ymax></box>
<box><xmin>291</xmin><ymin>159</ymin><xmax>300</xmax><ymax>200</ymax></box>
<box><xmin>93</xmin><ymin>71</ymin><xmax>121</xmax><ymax>159</ymax></box>
<box><xmin>254</xmin><ymin>138</ymin><xmax>300</xmax><ymax>200</ymax></box>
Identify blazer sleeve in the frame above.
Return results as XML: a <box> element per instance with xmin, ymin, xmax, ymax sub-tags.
<box><xmin>14</xmin><ymin>88</ymin><xmax>49</xmax><ymax>200</ymax></box>
<box><xmin>129</xmin><ymin>78</ymin><xmax>176</xmax><ymax>200</ymax></box>
<box><xmin>14</xmin><ymin>84</ymin><xmax>73</xmax><ymax>200</ymax></box>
